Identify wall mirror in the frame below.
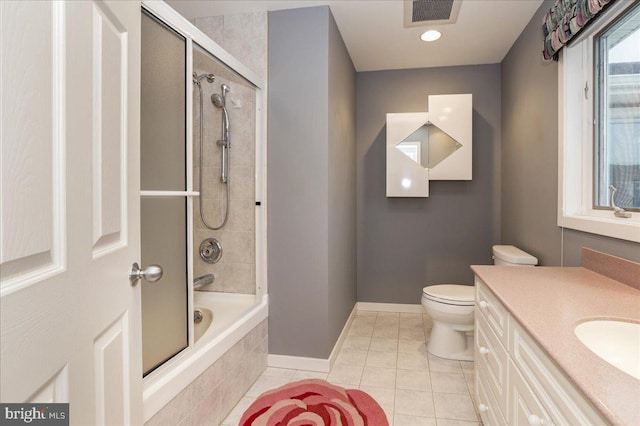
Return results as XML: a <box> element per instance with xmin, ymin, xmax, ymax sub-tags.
<box><xmin>386</xmin><ymin>94</ymin><xmax>472</xmax><ymax>197</ymax></box>
<box><xmin>397</xmin><ymin>124</ymin><xmax>462</xmax><ymax>169</ymax></box>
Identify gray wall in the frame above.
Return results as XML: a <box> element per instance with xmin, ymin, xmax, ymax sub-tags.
<box><xmin>356</xmin><ymin>65</ymin><xmax>502</xmax><ymax>303</ymax></box>
<box><xmin>268</xmin><ymin>6</ymin><xmax>357</xmax><ymax>359</ymax></box>
<box><xmin>327</xmin><ymin>12</ymin><xmax>357</xmax><ymax>345</ymax></box>
<box><xmin>501</xmin><ymin>0</ymin><xmax>640</xmax><ymax>265</ymax></box>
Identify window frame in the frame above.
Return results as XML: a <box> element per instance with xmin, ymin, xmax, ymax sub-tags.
<box><xmin>558</xmin><ymin>0</ymin><xmax>640</xmax><ymax>243</ymax></box>
<box><xmin>593</xmin><ymin>3</ymin><xmax>640</xmax><ymax>213</ymax></box>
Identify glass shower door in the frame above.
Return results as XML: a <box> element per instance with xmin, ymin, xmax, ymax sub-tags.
<box><xmin>140</xmin><ymin>10</ymin><xmax>188</xmax><ymax>376</ymax></box>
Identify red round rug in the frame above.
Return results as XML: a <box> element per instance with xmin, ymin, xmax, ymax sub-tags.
<box><xmin>239</xmin><ymin>378</ymin><xmax>389</xmax><ymax>426</ymax></box>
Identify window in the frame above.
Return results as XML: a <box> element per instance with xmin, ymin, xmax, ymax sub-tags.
<box><xmin>559</xmin><ymin>1</ymin><xmax>640</xmax><ymax>243</ymax></box>
<box><xmin>594</xmin><ymin>3</ymin><xmax>640</xmax><ymax>211</ymax></box>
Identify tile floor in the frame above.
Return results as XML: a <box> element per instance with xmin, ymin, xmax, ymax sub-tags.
<box><xmin>221</xmin><ymin>310</ymin><xmax>480</xmax><ymax>426</ymax></box>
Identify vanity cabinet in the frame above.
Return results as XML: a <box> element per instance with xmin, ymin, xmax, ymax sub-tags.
<box><xmin>474</xmin><ymin>277</ymin><xmax>607</xmax><ymax>426</ymax></box>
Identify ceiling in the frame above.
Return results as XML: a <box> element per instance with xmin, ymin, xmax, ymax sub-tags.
<box><xmin>166</xmin><ymin>0</ymin><xmax>543</xmax><ymax>72</ymax></box>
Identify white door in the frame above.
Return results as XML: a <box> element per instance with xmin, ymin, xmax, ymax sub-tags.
<box><xmin>1</xmin><ymin>1</ymin><xmax>143</xmax><ymax>424</ymax></box>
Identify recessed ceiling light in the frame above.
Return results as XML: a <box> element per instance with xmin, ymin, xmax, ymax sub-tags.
<box><xmin>420</xmin><ymin>30</ymin><xmax>441</xmax><ymax>42</ymax></box>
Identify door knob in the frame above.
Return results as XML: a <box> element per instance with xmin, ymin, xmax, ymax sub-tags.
<box><xmin>129</xmin><ymin>263</ymin><xmax>163</xmax><ymax>285</ymax></box>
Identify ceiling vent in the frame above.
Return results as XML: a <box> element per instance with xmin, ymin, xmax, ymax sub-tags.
<box><xmin>404</xmin><ymin>0</ymin><xmax>462</xmax><ymax>27</ymax></box>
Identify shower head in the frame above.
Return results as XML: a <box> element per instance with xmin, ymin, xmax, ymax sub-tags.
<box><xmin>212</xmin><ymin>93</ymin><xmax>230</xmax><ymax>133</ymax></box>
<box><xmin>211</xmin><ymin>93</ymin><xmax>225</xmax><ymax>108</ymax></box>
<box><xmin>212</xmin><ymin>83</ymin><xmax>231</xmax><ymax>108</ymax></box>
<box><xmin>212</xmin><ymin>89</ymin><xmax>230</xmax><ymax>145</ymax></box>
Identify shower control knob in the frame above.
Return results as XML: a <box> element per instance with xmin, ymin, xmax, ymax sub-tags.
<box><xmin>129</xmin><ymin>263</ymin><xmax>163</xmax><ymax>285</ymax></box>
<box><xmin>199</xmin><ymin>238</ymin><xmax>223</xmax><ymax>264</ymax></box>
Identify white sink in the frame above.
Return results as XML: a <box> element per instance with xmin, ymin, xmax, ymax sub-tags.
<box><xmin>574</xmin><ymin>320</ymin><xmax>640</xmax><ymax>380</ymax></box>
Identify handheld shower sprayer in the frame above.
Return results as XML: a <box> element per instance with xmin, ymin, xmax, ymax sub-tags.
<box><xmin>193</xmin><ymin>71</ymin><xmax>230</xmax><ymax>230</ymax></box>
<box><xmin>211</xmin><ymin>91</ymin><xmax>230</xmax><ymax>145</ymax></box>
<box><xmin>212</xmin><ymin>84</ymin><xmax>231</xmax><ymax>184</ymax></box>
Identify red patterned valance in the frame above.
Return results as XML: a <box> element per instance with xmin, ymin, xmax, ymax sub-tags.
<box><xmin>542</xmin><ymin>0</ymin><xmax>615</xmax><ymax>60</ymax></box>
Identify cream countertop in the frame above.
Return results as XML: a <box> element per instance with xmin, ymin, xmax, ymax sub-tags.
<box><xmin>471</xmin><ymin>265</ymin><xmax>640</xmax><ymax>426</ymax></box>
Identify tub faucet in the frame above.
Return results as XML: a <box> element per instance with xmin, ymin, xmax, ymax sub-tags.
<box><xmin>194</xmin><ymin>274</ymin><xmax>215</xmax><ymax>290</ymax></box>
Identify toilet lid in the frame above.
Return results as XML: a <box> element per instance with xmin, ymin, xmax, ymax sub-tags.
<box><xmin>422</xmin><ymin>284</ymin><xmax>475</xmax><ymax>305</ymax></box>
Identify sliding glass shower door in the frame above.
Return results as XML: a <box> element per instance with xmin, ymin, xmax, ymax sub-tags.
<box><xmin>140</xmin><ymin>10</ymin><xmax>188</xmax><ymax>376</ymax></box>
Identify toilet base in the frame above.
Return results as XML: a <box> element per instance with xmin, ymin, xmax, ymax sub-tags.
<box><xmin>427</xmin><ymin>322</ymin><xmax>474</xmax><ymax>361</ymax></box>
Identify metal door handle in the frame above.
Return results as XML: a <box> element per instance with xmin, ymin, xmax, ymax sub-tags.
<box><xmin>129</xmin><ymin>263</ymin><xmax>163</xmax><ymax>285</ymax></box>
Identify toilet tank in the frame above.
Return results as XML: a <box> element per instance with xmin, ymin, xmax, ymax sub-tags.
<box><xmin>492</xmin><ymin>245</ymin><xmax>538</xmax><ymax>266</ymax></box>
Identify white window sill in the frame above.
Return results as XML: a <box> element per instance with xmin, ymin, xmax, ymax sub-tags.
<box><xmin>559</xmin><ymin>212</ymin><xmax>640</xmax><ymax>242</ymax></box>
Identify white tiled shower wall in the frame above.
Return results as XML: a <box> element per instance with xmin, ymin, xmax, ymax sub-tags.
<box><xmin>192</xmin><ymin>13</ymin><xmax>268</xmax><ymax>82</ymax></box>
<box><xmin>192</xmin><ymin>46</ymin><xmax>257</xmax><ymax>294</ymax></box>
<box><xmin>190</xmin><ymin>12</ymin><xmax>267</xmax><ymax>295</ymax></box>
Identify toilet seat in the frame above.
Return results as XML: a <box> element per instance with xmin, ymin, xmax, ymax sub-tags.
<box><xmin>422</xmin><ymin>284</ymin><xmax>474</xmax><ymax>306</ymax></box>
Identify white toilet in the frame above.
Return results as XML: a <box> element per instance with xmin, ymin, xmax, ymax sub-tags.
<box><xmin>421</xmin><ymin>245</ymin><xmax>538</xmax><ymax>361</ymax></box>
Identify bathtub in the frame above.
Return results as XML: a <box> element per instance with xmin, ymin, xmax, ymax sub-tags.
<box><xmin>193</xmin><ymin>306</ymin><xmax>212</xmax><ymax>343</ymax></box>
<box><xmin>143</xmin><ymin>291</ymin><xmax>269</xmax><ymax>421</ymax></box>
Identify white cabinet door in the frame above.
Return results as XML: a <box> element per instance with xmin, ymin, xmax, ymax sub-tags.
<box><xmin>1</xmin><ymin>1</ymin><xmax>142</xmax><ymax>424</ymax></box>
<box><xmin>475</xmin><ymin>306</ymin><xmax>509</xmax><ymax>415</ymax></box>
<box><xmin>477</xmin><ymin>362</ymin><xmax>507</xmax><ymax>426</ymax></box>
<box><xmin>509</xmin><ymin>361</ymin><xmax>552</xmax><ymax>426</ymax></box>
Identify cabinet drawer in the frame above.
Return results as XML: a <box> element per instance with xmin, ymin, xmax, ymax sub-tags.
<box><xmin>510</xmin><ymin>321</ymin><xmax>607</xmax><ymax>425</ymax></box>
<box><xmin>475</xmin><ymin>308</ymin><xmax>509</xmax><ymax>415</ymax></box>
<box><xmin>475</xmin><ymin>277</ymin><xmax>509</xmax><ymax>347</ymax></box>
<box><xmin>477</xmin><ymin>362</ymin><xmax>507</xmax><ymax>426</ymax></box>
<box><xmin>508</xmin><ymin>360</ymin><xmax>553</xmax><ymax>426</ymax></box>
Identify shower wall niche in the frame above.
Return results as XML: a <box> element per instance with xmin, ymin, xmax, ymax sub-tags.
<box><xmin>192</xmin><ymin>45</ymin><xmax>257</xmax><ymax>294</ymax></box>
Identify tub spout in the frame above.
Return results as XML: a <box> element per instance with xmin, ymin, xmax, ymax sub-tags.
<box><xmin>194</xmin><ymin>274</ymin><xmax>215</xmax><ymax>289</ymax></box>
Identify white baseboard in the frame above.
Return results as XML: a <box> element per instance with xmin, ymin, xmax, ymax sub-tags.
<box><xmin>267</xmin><ymin>354</ymin><xmax>330</xmax><ymax>373</ymax></box>
<box><xmin>357</xmin><ymin>302</ymin><xmax>424</xmax><ymax>313</ymax></box>
<box><xmin>327</xmin><ymin>304</ymin><xmax>357</xmax><ymax>368</ymax></box>
<box><xmin>267</xmin><ymin>304</ymin><xmax>357</xmax><ymax>373</ymax></box>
